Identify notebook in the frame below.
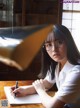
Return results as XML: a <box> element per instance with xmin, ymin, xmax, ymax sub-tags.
<box><xmin>4</xmin><ymin>86</ymin><xmax>41</xmax><ymax>105</ymax></box>
<box><xmin>1</xmin><ymin>25</ymin><xmax>53</xmax><ymax>70</ymax></box>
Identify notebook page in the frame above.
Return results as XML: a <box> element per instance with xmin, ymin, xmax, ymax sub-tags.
<box><xmin>4</xmin><ymin>86</ymin><xmax>41</xmax><ymax>105</ymax></box>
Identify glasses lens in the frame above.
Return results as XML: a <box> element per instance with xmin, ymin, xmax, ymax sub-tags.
<box><xmin>44</xmin><ymin>43</ymin><xmax>52</xmax><ymax>51</ymax></box>
<box><xmin>44</xmin><ymin>40</ymin><xmax>64</xmax><ymax>51</ymax></box>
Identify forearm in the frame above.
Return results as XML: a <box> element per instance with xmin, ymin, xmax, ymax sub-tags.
<box><xmin>43</xmin><ymin>79</ymin><xmax>53</xmax><ymax>90</ymax></box>
<box><xmin>36</xmin><ymin>89</ymin><xmax>65</xmax><ymax>108</ymax></box>
<box><xmin>25</xmin><ymin>85</ymin><xmax>37</xmax><ymax>95</ymax></box>
<box><xmin>32</xmin><ymin>79</ymin><xmax>65</xmax><ymax>108</ymax></box>
<box><xmin>26</xmin><ymin>80</ymin><xmax>53</xmax><ymax>94</ymax></box>
<box><xmin>36</xmin><ymin>89</ymin><xmax>53</xmax><ymax>108</ymax></box>
<box><xmin>25</xmin><ymin>79</ymin><xmax>53</xmax><ymax>95</ymax></box>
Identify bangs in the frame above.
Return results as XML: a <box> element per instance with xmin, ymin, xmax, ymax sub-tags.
<box><xmin>45</xmin><ymin>31</ymin><xmax>64</xmax><ymax>43</ymax></box>
<box><xmin>45</xmin><ymin>32</ymin><xmax>54</xmax><ymax>42</ymax></box>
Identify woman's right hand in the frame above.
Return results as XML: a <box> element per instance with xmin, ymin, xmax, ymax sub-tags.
<box><xmin>11</xmin><ymin>86</ymin><xmax>27</xmax><ymax>97</ymax></box>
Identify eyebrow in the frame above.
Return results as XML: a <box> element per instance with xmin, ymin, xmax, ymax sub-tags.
<box><xmin>45</xmin><ymin>39</ymin><xmax>60</xmax><ymax>43</ymax></box>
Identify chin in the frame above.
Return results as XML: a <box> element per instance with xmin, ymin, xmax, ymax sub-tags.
<box><xmin>52</xmin><ymin>58</ymin><xmax>60</xmax><ymax>62</ymax></box>
<box><xmin>52</xmin><ymin>57</ymin><xmax>62</xmax><ymax>62</ymax></box>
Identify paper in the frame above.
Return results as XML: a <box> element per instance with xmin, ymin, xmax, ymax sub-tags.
<box><xmin>4</xmin><ymin>86</ymin><xmax>41</xmax><ymax>105</ymax></box>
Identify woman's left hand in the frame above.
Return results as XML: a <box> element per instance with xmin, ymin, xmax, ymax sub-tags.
<box><xmin>32</xmin><ymin>79</ymin><xmax>46</xmax><ymax>93</ymax></box>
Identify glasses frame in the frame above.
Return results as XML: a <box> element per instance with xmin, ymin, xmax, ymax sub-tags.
<box><xmin>44</xmin><ymin>40</ymin><xmax>64</xmax><ymax>51</ymax></box>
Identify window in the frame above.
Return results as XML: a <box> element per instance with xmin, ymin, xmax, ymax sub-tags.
<box><xmin>0</xmin><ymin>0</ymin><xmax>14</xmax><ymax>27</ymax></box>
<box><xmin>62</xmin><ymin>0</ymin><xmax>80</xmax><ymax>51</ymax></box>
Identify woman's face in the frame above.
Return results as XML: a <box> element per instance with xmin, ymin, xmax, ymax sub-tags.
<box><xmin>44</xmin><ymin>32</ymin><xmax>67</xmax><ymax>63</ymax></box>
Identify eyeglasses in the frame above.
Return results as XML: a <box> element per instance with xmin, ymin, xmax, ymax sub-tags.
<box><xmin>44</xmin><ymin>40</ymin><xmax>64</xmax><ymax>51</ymax></box>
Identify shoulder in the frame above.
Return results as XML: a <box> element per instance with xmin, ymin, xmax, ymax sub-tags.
<box><xmin>55</xmin><ymin>64</ymin><xmax>80</xmax><ymax>104</ymax></box>
<box><xmin>66</xmin><ymin>61</ymin><xmax>80</xmax><ymax>74</ymax></box>
<box><xmin>65</xmin><ymin>64</ymin><xmax>80</xmax><ymax>84</ymax></box>
<box><xmin>67</xmin><ymin>64</ymin><xmax>80</xmax><ymax>78</ymax></box>
<box><xmin>70</xmin><ymin>65</ymin><xmax>80</xmax><ymax>73</ymax></box>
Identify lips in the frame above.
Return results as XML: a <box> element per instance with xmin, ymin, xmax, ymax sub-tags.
<box><xmin>53</xmin><ymin>53</ymin><xmax>60</xmax><ymax>57</ymax></box>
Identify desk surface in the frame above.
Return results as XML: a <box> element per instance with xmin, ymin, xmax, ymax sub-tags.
<box><xmin>0</xmin><ymin>80</ymin><xmax>55</xmax><ymax>108</ymax></box>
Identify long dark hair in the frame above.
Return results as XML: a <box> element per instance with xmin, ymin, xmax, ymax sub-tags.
<box><xmin>39</xmin><ymin>24</ymin><xmax>80</xmax><ymax>79</ymax></box>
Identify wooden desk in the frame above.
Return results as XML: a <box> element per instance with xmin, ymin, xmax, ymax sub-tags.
<box><xmin>0</xmin><ymin>81</ymin><xmax>55</xmax><ymax>108</ymax></box>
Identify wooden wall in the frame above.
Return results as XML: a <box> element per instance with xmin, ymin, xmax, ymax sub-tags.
<box><xmin>14</xmin><ymin>0</ymin><xmax>62</xmax><ymax>26</ymax></box>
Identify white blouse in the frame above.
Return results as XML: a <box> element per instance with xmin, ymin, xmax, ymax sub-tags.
<box><xmin>45</xmin><ymin>61</ymin><xmax>80</xmax><ymax>108</ymax></box>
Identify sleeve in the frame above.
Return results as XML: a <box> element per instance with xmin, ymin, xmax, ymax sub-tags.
<box><xmin>54</xmin><ymin>65</ymin><xmax>80</xmax><ymax>104</ymax></box>
<box><xmin>44</xmin><ymin>66</ymin><xmax>56</xmax><ymax>84</ymax></box>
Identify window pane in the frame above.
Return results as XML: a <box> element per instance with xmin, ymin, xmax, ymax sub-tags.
<box><xmin>63</xmin><ymin>2</ymin><xmax>72</xmax><ymax>10</ymax></box>
<box><xmin>63</xmin><ymin>1</ymin><xmax>80</xmax><ymax>11</ymax></box>
<box><xmin>62</xmin><ymin>12</ymin><xmax>80</xmax><ymax>51</ymax></box>
<box><xmin>62</xmin><ymin>2</ymin><xmax>80</xmax><ymax>51</ymax></box>
<box><xmin>72</xmin><ymin>30</ymin><xmax>80</xmax><ymax>51</ymax></box>
<box><xmin>62</xmin><ymin>12</ymin><xmax>72</xmax><ymax>19</ymax></box>
<box><xmin>62</xmin><ymin>12</ymin><xmax>72</xmax><ymax>29</ymax></box>
<box><xmin>73</xmin><ymin>3</ymin><xmax>80</xmax><ymax>10</ymax></box>
<box><xmin>72</xmin><ymin>13</ymin><xmax>80</xmax><ymax>29</ymax></box>
<box><xmin>62</xmin><ymin>19</ymin><xmax>72</xmax><ymax>29</ymax></box>
<box><xmin>73</xmin><ymin>13</ymin><xmax>80</xmax><ymax>20</ymax></box>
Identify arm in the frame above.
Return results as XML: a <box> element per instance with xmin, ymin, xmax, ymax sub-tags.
<box><xmin>41</xmin><ymin>79</ymin><xmax>54</xmax><ymax>90</ymax></box>
<box><xmin>36</xmin><ymin>90</ymin><xmax>65</xmax><ymax>108</ymax></box>
<box><xmin>33</xmin><ymin>79</ymin><xmax>65</xmax><ymax>108</ymax></box>
<box><xmin>33</xmin><ymin>67</ymin><xmax>80</xmax><ymax>108</ymax></box>
<box><xmin>11</xmin><ymin>79</ymin><xmax>53</xmax><ymax>97</ymax></box>
<box><xmin>11</xmin><ymin>84</ymin><xmax>36</xmax><ymax>97</ymax></box>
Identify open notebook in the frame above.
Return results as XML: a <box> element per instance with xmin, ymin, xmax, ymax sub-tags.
<box><xmin>4</xmin><ymin>86</ymin><xmax>41</xmax><ymax>105</ymax></box>
<box><xmin>0</xmin><ymin>25</ymin><xmax>53</xmax><ymax>70</ymax></box>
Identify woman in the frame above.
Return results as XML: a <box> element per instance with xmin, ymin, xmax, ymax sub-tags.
<box><xmin>11</xmin><ymin>25</ymin><xmax>80</xmax><ymax>108</ymax></box>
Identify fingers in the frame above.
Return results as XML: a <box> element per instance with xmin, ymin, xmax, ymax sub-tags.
<box><xmin>11</xmin><ymin>85</ymin><xmax>16</xmax><ymax>91</ymax></box>
<box><xmin>32</xmin><ymin>79</ymin><xmax>45</xmax><ymax>91</ymax></box>
<box><xmin>10</xmin><ymin>87</ymin><xmax>20</xmax><ymax>97</ymax></box>
<box><xmin>40</xmin><ymin>79</ymin><xmax>44</xmax><ymax>84</ymax></box>
<box><xmin>13</xmin><ymin>89</ymin><xmax>20</xmax><ymax>97</ymax></box>
<box><xmin>13</xmin><ymin>88</ymin><xmax>19</xmax><ymax>93</ymax></box>
<box><xmin>32</xmin><ymin>79</ymin><xmax>40</xmax><ymax>86</ymax></box>
<box><xmin>33</xmin><ymin>79</ymin><xmax>43</xmax><ymax>84</ymax></box>
<box><xmin>33</xmin><ymin>79</ymin><xmax>40</xmax><ymax>84</ymax></box>
<box><xmin>32</xmin><ymin>79</ymin><xmax>40</xmax><ymax>87</ymax></box>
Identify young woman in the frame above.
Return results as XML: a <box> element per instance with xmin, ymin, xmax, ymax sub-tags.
<box><xmin>11</xmin><ymin>25</ymin><xmax>80</xmax><ymax>108</ymax></box>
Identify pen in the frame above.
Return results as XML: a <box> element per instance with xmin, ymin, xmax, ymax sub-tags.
<box><xmin>15</xmin><ymin>81</ymin><xmax>18</xmax><ymax>96</ymax></box>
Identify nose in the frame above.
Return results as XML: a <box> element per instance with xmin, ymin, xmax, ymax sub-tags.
<box><xmin>51</xmin><ymin>43</ymin><xmax>58</xmax><ymax>51</ymax></box>
<box><xmin>51</xmin><ymin>44</ymin><xmax>56</xmax><ymax>51</ymax></box>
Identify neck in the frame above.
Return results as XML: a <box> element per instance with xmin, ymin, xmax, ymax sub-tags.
<box><xmin>59</xmin><ymin>58</ymin><xmax>67</xmax><ymax>71</ymax></box>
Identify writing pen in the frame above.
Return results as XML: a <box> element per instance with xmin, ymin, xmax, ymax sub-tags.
<box><xmin>15</xmin><ymin>81</ymin><xmax>19</xmax><ymax>96</ymax></box>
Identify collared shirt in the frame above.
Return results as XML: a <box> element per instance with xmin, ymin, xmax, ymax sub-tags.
<box><xmin>45</xmin><ymin>61</ymin><xmax>80</xmax><ymax>108</ymax></box>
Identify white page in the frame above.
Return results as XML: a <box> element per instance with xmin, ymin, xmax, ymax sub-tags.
<box><xmin>4</xmin><ymin>86</ymin><xmax>41</xmax><ymax>105</ymax></box>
